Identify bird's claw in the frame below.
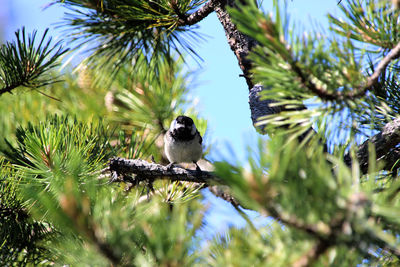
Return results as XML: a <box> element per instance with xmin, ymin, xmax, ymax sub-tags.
<box><xmin>166</xmin><ymin>162</ymin><xmax>175</xmax><ymax>170</ymax></box>
<box><xmin>194</xmin><ymin>162</ymin><xmax>202</xmax><ymax>172</ymax></box>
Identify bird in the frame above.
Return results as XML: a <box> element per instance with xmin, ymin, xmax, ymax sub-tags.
<box><xmin>164</xmin><ymin>115</ymin><xmax>203</xmax><ymax>171</ymax></box>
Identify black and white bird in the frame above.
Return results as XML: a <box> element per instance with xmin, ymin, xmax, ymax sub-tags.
<box><xmin>164</xmin><ymin>115</ymin><xmax>203</xmax><ymax>171</ymax></box>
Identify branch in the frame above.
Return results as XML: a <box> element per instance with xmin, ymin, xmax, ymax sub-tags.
<box><xmin>106</xmin><ymin>157</ymin><xmax>245</xmax><ymax>209</ymax></box>
<box><xmin>0</xmin><ymin>28</ymin><xmax>67</xmax><ymax>96</ymax></box>
<box><xmin>106</xmin><ymin>157</ymin><xmax>400</xmax><ymax>261</ymax></box>
<box><xmin>290</xmin><ymin>41</ymin><xmax>400</xmax><ymax>101</ymax></box>
<box><xmin>345</xmin><ymin>117</ymin><xmax>400</xmax><ymax>174</ymax></box>
<box><xmin>208</xmin><ymin>185</ymin><xmax>240</xmax><ymax>207</ymax></box>
<box><xmin>178</xmin><ymin>0</ymin><xmax>217</xmax><ymax>26</ymax></box>
<box><xmin>108</xmin><ymin>157</ymin><xmax>220</xmax><ymax>184</ymax></box>
<box><xmin>366</xmin><ymin>41</ymin><xmax>400</xmax><ymax>89</ymax></box>
<box><xmin>380</xmin><ymin>147</ymin><xmax>400</xmax><ymax>171</ymax></box>
<box><xmin>0</xmin><ymin>85</ymin><xmax>18</xmax><ymax>96</ymax></box>
<box><xmin>213</xmin><ymin>1</ymin><xmax>315</xmax><ymax>140</ymax></box>
<box><xmin>213</xmin><ymin>0</ymin><xmax>257</xmax><ymax>88</ymax></box>
<box><xmin>106</xmin><ymin>159</ymin><xmax>331</xmax><ymax>238</ymax></box>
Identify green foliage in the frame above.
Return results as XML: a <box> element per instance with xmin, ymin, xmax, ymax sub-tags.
<box><xmin>330</xmin><ymin>0</ymin><xmax>400</xmax><ymax>51</ymax></box>
<box><xmin>0</xmin><ymin>160</ymin><xmax>56</xmax><ymax>266</ymax></box>
<box><xmin>229</xmin><ymin>0</ymin><xmax>397</xmax><ymax>144</ymax></box>
<box><xmin>2</xmin><ymin>0</ymin><xmax>400</xmax><ymax>266</ymax></box>
<box><xmin>0</xmin><ymin>70</ymin><xmax>110</xmax><ymax>152</ymax></box>
<box><xmin>329</xmin><ymin>0</ymin><xmax>400</xmax><ymax>130</ymax></box>
<box><xmin>109</xmin><ymin>54</ymin><xmax>194</xmax><ymax>134</ymax></box>
<box><xmin>214</xmin><ymin>135</ymin><xmax>400</xmax><ymax>264</ymax></box>
<box><xmin>0</xmin><ymin>50</ymin><xmax>204</xmax><ymax>263</ymax></box>
<box><xmin>1</xmin><ymin>116</ymin><xmax>117</xmax><ymax>169</ymax></box>
<box><xmin>1</xmin><ymin>115</ymin><xmax>204</xmax><ymax>266</ymax></box>
<box><xmin>0</xmin><ymin>53</ymin><xmax>200</xmax><ymax>159</ymax></box>
<box><xmin>203</xmin><ymin>224</ymin><xmax>362</xmax><ymax>266</ymax></box>
<box><xmin>49</xmin><ymin>192</ymin><xmax>204</xmax><ymax>266</ymax></box>
<box><xmin>57</xmin><ymin>0</ymin><xmax>205</xmax><ymax>75</ymax></box>
<box><xmin>0</xmin><ymin>27</ymin><xmax>68</xmax><ymax>96</ymax></box>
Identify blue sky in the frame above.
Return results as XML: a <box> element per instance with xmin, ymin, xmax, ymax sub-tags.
<box><xmin>2</xmin><ymin>0</ymin><xmax>342</xmax><ymax>235</ymax></box>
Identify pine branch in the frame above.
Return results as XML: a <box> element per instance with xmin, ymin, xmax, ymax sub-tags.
<box><xmin>289</xmin><ymin>41</ymin><xmax>400</xmax><ymax>101</ymax></box>
<box><xmin>366</xmin><ymin>41</ymin><xmax>400</xmax><ymax>90</ymax></box>
<box><xmin>57</xmin><ymin>0</ymin><xmax>205</xmax><ymax>74</ymax></box>
<box><xmin>105</xmin><ymin>156</ymin><xmax>400</xmax><ymax>262</ymax></box>
<box><xmin>219</xmin><ymin>1</ymin><xmax>400</xmax><ymax>173</ymax></box>
<box><xmin>0</xmin><ymin>28</ymin><xmax>68</xmax><ymax>96</ymax></box>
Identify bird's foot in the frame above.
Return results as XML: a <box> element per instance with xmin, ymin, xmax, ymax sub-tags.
<box><xmin>166</xmin><ymin>162</ymin><xmax>175</xmax><ymax>170</ymax></box>
<box><xmin>193</xmin><ymin>161</ymin><xmax>202</xmax><ymax>172</ymax></box>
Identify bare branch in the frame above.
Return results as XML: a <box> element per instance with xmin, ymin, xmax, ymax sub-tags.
<box><xmin>208</xmin><ymin>185</ymin><xmax>241</xmax><ymax>207</ymax></box>
<box><xmin>108</xmin><ymin>157</ymin><xmax>219</xmax><ymax>184</ymax></box>
<box><xmin>178</xmin><ymin>1</ymin><xmax>217</xmax><ymax>26</ymax></box>
<box><xmin>213</xmin><ymin>0</ymin><xmax>257</xmax><ymax>88</ymax></box>
<box><xmin>107</xmin><ymin>157</ymin><xmax>242</xmax><ymax>208</ymax></box>
<box><xmin>366</xmin><ymin>41</ymin><xmax>400</xmax><ymax>89</ymax></box>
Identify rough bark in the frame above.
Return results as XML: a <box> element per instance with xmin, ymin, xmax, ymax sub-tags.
<box><xmin>213</xmin><ymin>0</ymin><xmax>257</xmax><ymax>88</ymax></box>
<box><xmin>108</xmin><ymin>157</ymin><xmax>219</xmax><ymax>184</ymax></box>
<box><xmin>210</xmin><ymin>0</ymin><xmax>400</xmax><ymax>171</ymax></box>
<box><xmin>211</xmin><ymin>1</ymin><xmax>308</xmax><ymax>133</ymax></box>
<box><xmin>345</xmin><ymin>117</ymin><xmax>400</xmax><ymax>174</ymax></box>
<box><xmin>106</xmin><ymin>157</ymin><xmax>240</xmax><ymax>207</ymax></box>
<box><xmin>179</xmin><ymin>0</ymin><xmax>217</xmax><ymax>25</ymax></box>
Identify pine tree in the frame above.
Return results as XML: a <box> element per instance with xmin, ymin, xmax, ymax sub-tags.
<box><xmin>1</xmin><ymin>0</ymin><xmax>400</xmax><ymax>266</ymax></box>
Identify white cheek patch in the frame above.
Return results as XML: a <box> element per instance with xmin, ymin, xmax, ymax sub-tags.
<box><xmin>170</xmin><ymin>120</ymin><xmax>177</xmax><ymax>130</ymax></box>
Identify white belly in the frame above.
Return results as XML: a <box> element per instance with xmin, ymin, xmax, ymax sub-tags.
<box><xmin>164</xmin><ymin>135</ymin><xmax>202</xmax><ymax>163</ymax></box>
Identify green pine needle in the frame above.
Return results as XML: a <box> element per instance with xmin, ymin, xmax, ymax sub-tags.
<box><xmin>57</xmin><ymin>0</ymin><xmax>206</xmax><ymax>76</ymax></box>
<box><xmin>0</xmin><ymin>27</ymin><xmax>68</xmax><ymax>96</ymax></box>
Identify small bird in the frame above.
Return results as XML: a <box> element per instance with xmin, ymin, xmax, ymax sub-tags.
<box><xmin>164</xmin><ymin>115</ymin><xmax>203</xmax><ymax>171</ymax></box>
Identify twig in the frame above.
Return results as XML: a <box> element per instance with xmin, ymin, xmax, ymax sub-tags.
<box><xmin>366</xmin><ymin>41</ymin><xmax>400</xmax><ymax>89</ymax></box>
<box><xmin>0</xmin><ymin>84</ymin><xmax>18</xmax><ymax>96</ymax></box>
<box><xmin>265</xmin><ymin>205</ymin><xmax>331</xmax><ymax>238</ymax></box>
<box><xmin>290</xmin><ymin>41</ymin><xmax>400</xmax><ymax>101</ymax></box>
<box><xmin>207</xmin><ymin>185</ymin><xmax>241</xmax><ymax>207</ymax></box>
